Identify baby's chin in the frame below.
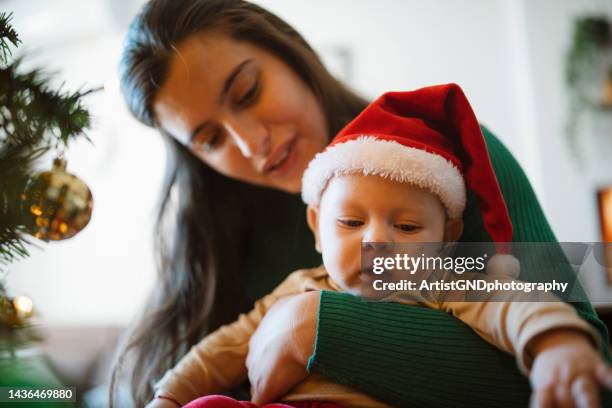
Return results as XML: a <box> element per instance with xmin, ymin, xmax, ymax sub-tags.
<box><xmin>334</xmin><ymin>278</ymin><xmax>368</xmax><ymax>297</ymax></box>
<box><xmin>342</xmin><ymin>284</ymin><xmax>364</xmax><ymax>296</ymax></box>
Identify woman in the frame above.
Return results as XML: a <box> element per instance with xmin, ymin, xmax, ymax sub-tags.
<box><xmin>112</xmin><ymin>0</ymin><xmax>610</xmax><ymax>407</ymax></box>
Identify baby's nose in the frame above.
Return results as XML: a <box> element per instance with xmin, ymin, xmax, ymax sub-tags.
<box><xmin>362</xmin><ymin>224</ymin><xmax>394</xmax><ymax>248</ymax></box>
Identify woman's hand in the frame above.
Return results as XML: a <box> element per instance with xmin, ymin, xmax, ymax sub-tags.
<box><xmin>246</xmin><ymin>290</ymin><xmax>320</xmax><ymax>405</ymax></box>
<box><xmin>529</xmin><ymin>329</ymin><xmax>612</xmax><ymax>408</ymax></box>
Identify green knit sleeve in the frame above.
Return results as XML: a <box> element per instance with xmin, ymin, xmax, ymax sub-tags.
<box><xmin>308</xmin><ymin>126</ymin><xmax>610</xmax><ymax>407</ymax></box>
<box><xmin>310</xmin><ymin>291</ymin><xmax>531</xmax><ymax>407</ymax></box>
<box><xmin>477</xmin><ymin>126</ymin><xmax>609</xmax><ymax>357</ymax></box>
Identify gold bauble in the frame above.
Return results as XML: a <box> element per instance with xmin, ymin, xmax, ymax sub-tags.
<box><xmin>0</xmin><ymin>295</ymin><xmax>20</xmax><ymax>327</ymax></box>
<box><xmin>0</xmin><ymin>295</ymin><xmax>33</xmax><ymax>328</ymax></box>
<box><xmin>22</xmin><ymin>158</ymin><xmax>93</xmax><ymax>241</ymax></box>
<box><xmin>603</xmin><ymin>75</ymin><xmax>612</xmax><ymax>107</ymax></box>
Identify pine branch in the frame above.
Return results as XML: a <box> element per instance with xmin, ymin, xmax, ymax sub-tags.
<box><xmin>0</xmin><ymin>12</ymin><xmax>20</xmax><ymax>65</ymax></box>
<box><xmin>0</xmin><ymin>13</ymin><xmax>91</xmax><ymax>271</ymax></box>
<box><xmin>0</xmin><ymin>226</ymin><xmax>31</xmax><ymax>268</ymax></box>
<box><xmin>0</xmin><ymin>60</ymin><xmax>91</xmax><ymax>148</ymax></box>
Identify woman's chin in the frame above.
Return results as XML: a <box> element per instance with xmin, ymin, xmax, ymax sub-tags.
<box><xmin>269</xmin><ymin>177</ymin><xmax>301</xmax><ymax>194</ymax></box>
<box><xmin>270</xmin><ymin>165</ymin><xmax>306</xmax><ymax>194</ymax></box>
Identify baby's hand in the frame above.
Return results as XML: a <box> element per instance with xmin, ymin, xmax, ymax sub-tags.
<box><xmin>529</xmin><ymin>329</ymin><xmax>612</xmax><ymax>408</ymax></box>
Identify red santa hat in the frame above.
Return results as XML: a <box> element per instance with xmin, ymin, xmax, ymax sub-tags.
<box><xmin>302</xmin><ymin>83</ymin><xmax>519</xmax><ymax>277</ymax></box>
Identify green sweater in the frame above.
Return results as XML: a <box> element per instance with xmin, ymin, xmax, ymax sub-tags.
<box><xmin>246</xmin><ymin>127</ymin><xmax>610</xmax><ymax>407</ymax></box>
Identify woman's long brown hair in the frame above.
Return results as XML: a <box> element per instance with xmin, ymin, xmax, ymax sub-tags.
<box><xmin>112</xmin><ymin>1</ymin><xmax>367</xmax><ymax>406</ymax></box>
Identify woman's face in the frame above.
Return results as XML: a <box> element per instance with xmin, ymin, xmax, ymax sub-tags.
<box><xmin>153</xmin><ymin>32</ymin><xmax>329</xmax><ymax>193</ymax></box>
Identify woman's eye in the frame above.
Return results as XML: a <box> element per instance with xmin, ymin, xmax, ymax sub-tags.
<box><xmin>395</xmin><ymin>224</ymin><xmax>420</xmax><ymax>233</ymax></box>
<box><xmin>193</xmin><ymin>128</ymin><xmax>223</xmax><ymax>152</ymax></box>
<box><xmin>237</xmin><ymin>76</ymin><xmax>260</xmax><ymax>106</ymax></box>
<box><xmin>204</xmin><ymin>131</ymin><xmax>222</xmax><ymax>151</ymax></box>
<box><xmin>338</xmin><ymin>219</ymin><xmax>364</xmax><ymax>228</ymax></box>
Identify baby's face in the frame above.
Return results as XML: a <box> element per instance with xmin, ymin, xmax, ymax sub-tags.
<box><xmin>307</xmin><ymin>174</ymin><xmax>460</xmax><ymax>295</ymax></box>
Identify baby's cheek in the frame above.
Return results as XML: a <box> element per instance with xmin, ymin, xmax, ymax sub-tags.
<box><xmin>322</xmin><ymin>243</ymin><xmax>353</xmax><ymax>283</ymax></box>
<box><xmin>322</xmin><ymin>250</ymin><xmax>343</xmax><ymax>278</ymax></box>
<box><xmin>340</xmin><ymin>245</ymin><xmax>362</xmax><ymax>283</ymax></box>
<box><xmin>319</xmin><ymin>222</ymin><xmax>361</xmax><ymax>284</ymax></box>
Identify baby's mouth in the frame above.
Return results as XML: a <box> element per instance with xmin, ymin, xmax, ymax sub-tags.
<box><xmin>360</xmin><ymin>266</ymin><xmax>378</xmax><ymax>281</ymax></box>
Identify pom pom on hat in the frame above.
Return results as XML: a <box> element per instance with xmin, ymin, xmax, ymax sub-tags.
<box><xmin>486</xmin><ymin>253</ymin><xmax>521</xmax><ymax>278</ymax></box>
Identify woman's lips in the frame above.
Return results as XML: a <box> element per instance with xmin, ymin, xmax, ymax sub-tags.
<box><xmin>264</xmin><ymin>137</ymin><xmax>297</xmax><ymax>177</ymax></box>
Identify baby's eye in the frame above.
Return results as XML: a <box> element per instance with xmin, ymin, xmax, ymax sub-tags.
<box><xmin>395</xmin><ymin>224</ymin><xmax>421</xmax><ymax>233</ymax></box>
<box><xmin>338</xmin><ymin>219</ymin><xmax>364</xmax><ymax>228</ymax></box>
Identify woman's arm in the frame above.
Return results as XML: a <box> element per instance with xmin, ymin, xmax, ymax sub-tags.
<box><xmin>308</xmin><ymin>127</ymin><xmax>610</xmax><ymax>406</ymax></box>
<box><xmin>310</xmin><ymin>291</ymin><xmax>532</xmax><ymax>407</ymax></box>
<box><xmin>477</xmin><ymin>125</ymin><xmax>609</xmax><ymax>353</ymax></box>
<box><xmin>248</xmin><ymin>127</ymin><xmax>610</xmax><ymax>407</ymax></box>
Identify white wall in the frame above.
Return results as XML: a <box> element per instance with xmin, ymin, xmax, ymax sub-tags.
<box><xmin>518</xmin><ymin>0</ymin><xmax>612</xmax><ymax>241</ymax></box>
<box><xmin>4</xmin><ymin>0</ymin><xmax>611</xmax><ymax>325</ymax></box>
<box><xmin>255</xmin><ymin>0</ymin><xmax>534</xmax><ymax>178</ymax></box>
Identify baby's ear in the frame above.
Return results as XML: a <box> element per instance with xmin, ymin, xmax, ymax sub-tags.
<box><xmin>444</xmin><ymin>218</ymin><xmax>464</xmax><ymax>242</ymax></box>
<box><xmin>306</xmin><ymin>205</ymin><xmax>322</xmax><ymax>253</ymax></box>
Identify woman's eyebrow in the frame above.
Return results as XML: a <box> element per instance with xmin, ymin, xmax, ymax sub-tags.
<box><xmin>189</xmin><ymin>59</ymin><xmax>253</xmax><ymax>143</ymax></box>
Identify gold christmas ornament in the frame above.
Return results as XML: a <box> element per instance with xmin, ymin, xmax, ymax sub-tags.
<box><xmin>0</xmin><ymin>294</ymin><xmax>33</xmax><ymax>326</ymax></box>
<box><xmin>0</xmin><ymin>295</ymin><xmax>22</xmax><ymax>327</ymax></box>
<box><xmin>13</xmin><ymin>296</ymin><xmax>33</xmax><ymax>319</ymax></box>
<box><xmin>603</xmin><ymin>68</ymin><xmax>612</xmax><ymax>107</ymax></box>
<box><xmin>22</xmin><ymin>158</ymin><xmax>93</xmax><ymax>241</ymax></box>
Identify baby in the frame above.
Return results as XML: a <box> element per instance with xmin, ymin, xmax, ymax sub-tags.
<box><xmin>148</xmin><ymin>84</ymin><xmax>610</xmax><ymax>408</ymax></box>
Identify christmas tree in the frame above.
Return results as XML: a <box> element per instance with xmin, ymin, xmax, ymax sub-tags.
<box><xmin>0</xmin><ymin>11</ymin><xmax>91</xmax><ymax>349</ymax></box>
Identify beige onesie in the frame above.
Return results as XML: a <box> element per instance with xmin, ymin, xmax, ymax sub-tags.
<box><xmin>154</xmin><ymin>266</ymin><xmax>600</xmax><ymax>407</ymax></box>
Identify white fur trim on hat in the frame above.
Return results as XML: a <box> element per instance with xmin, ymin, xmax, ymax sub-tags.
<box><xmin>301</xmin><ymin>136</ymin><xmax>466</xmax><ymax>218</ymax></box>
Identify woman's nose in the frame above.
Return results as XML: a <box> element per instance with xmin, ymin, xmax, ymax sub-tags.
<box><xmin>222</xmin><ymin>116</ymin><xmax>270</xmax><ymax>158</ymax></box>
